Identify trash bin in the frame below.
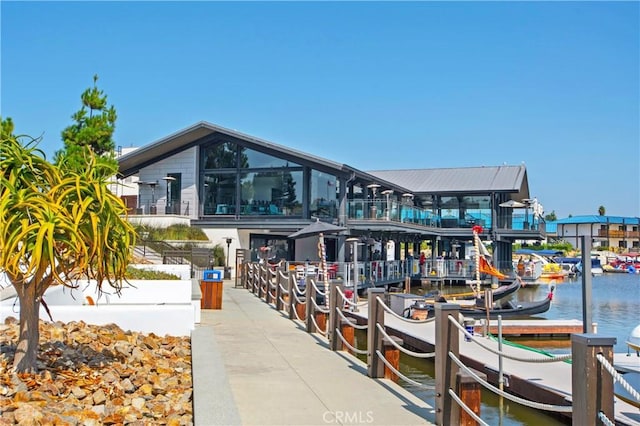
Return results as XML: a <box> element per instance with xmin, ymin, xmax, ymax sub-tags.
<box><xmin>463</xmin><ymin>317</ymin><xmax>475</xmax><ymax>342</ymax></box>
<box><xmin>200</xmin><ymin>270</ymin><xmax>223</xmax><ymax>309</ymax></box>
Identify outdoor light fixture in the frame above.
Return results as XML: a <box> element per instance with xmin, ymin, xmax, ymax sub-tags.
<box><xmin>136</xmin><ymin>181</ymin><xmax>159</xmax><ymax>214</ymax></box>
<box><xmin>366</xmin><ymin>183</ymin><xmax>381</xmax><ymax>199</ymax></box>
<box><xmin>382</xmin><ymin>189</ymin><xmax>393</xmax><ymax>221</ymax></box>
<box><xmin>162</xmin><ymin>176</ymin><xmax>176</xmax><ymax>214</ymax></box>
<box><xmin>224</xmin><ymin>237</ymin><xmax>233</xmax><ymax>279</ymax></box>
<box><xmin>345</xmin><ymin>237</ymin><xmax>360</xmax><ymax>311</ymax></box>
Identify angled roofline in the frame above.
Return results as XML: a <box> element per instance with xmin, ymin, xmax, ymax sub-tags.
<box><xmin>117</xmin><ymin>121</ymin><xmax>411</xmax><ymax>193</ymax></box>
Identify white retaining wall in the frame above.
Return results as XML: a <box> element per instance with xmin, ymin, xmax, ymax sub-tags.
<box><xmin>0</xmin><ymin>279</ymin><xmax>199</xmax><ymax>336</ymax></box>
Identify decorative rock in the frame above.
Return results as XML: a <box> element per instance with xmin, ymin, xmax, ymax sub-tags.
<box><xmin>0</xmin><ymin>317</ymin><xmax>192</xmax><ymax>424</ymax></box>
<box><xmin>131</xmin><ymin>397</ymin><xmax>146</xmax><ymax>410</ymax></box>
<box><xmin>92</xmin><ymin>389</ymin><xmax>107</xmax><ymax>405</ymax></box>
<box><xmin>71</xmin><ymin>386</ymin><xmax>87</xmax><ymax>399</ymax></box>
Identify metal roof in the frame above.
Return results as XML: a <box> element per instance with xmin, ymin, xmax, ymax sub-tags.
<box><xmin>554</xmin><ymin>215</ymin><xmax>640</xmax><ymax>225</ymax></box>
<box><xmin>366</xmin><ymin>166</ymin><xmax>529</xmax><ymax>196</ymax></box>
<box><xmin>117</xmin><ymin>121</ymin><xmax>532</xmax><ymax>199</ymax></box>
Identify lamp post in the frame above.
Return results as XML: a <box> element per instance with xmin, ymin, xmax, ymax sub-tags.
<box><xmin>224</xmin><ymin>237</ymin><xmax>233</xmax><ymax>279</ymax></box>
<box><xmin>346</xmin><ymin>237</ymin><xmax>360</xmax><ymax>312</ymax></box>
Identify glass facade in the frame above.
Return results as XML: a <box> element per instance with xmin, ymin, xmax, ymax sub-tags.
<box><xmin>437</xmin><ymin>195</ymin><xmax>491</xmax><ymax>228</ymax></box>
<box><xmin>309</xmin><ymin>170</ymin><xmax>338</xmax><ymax>219</ymax></box>
<box><xmin>201</xmin><ymin>141</ymin><xmax>330</xmax><ymax>218</ymax></box>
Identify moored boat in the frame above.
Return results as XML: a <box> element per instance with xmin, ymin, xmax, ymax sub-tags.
<box><xmin>424</xmin><ymin>278</ymin><xmax>521</xmax><ymax>304</ymax></box>
<box><xmin>626</xmin><ymin>324</ymin><xmax>640</xmax><ymax>354</ymax></box>
<box><xmin>409</xmin><ymin>285</ymin><xmax>554</xmax><ymax>320</ymax></box>
<box><xmin>576</xmin><ymin>257</ymin><xmax>604</xmax><ymax>276</ymax></box>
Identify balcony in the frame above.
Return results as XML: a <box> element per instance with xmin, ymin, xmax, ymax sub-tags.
<box><xmin>346</xmin><ymin>200</ymin><xmax>543</xmax><ymax>233</ymax></box>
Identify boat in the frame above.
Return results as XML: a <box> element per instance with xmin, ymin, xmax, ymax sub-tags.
<box><xmin>423</xmin><ymin>278</ymin><xmax>522</xmax><ymax>304</ymax></box>
<box><xmin>614</xmin><ymin>372</ymin><xmax>640</xmax><ymax>408</ymax></box>
<box><xmin>553</xmin><ymin>257</ymin><xmax>580</xmax><ymax>277</ymax></box>
<box><xmin>409</xmin><ymin>285</ymin><xmax>554</xmax><ymax>320</ymax></box>
<box><xmin>576</xmin><ymin>257</ymin><xmax>604</xmax><ymax>276</ymax></box>
<box><xmin>514</xmin><ymin>249</ymin><xmax>570</xmax><ymax>281</ymax></box>
<box><xmin>457</xmin><ymin>285</ymin><xmax>554</xmax><ymax>319</ymax></box>
<box><xmin>626</xmin><ymin>324</ymin><xmax>640</xmax><ymax>354</ymax></box>
<box><xmin>606</xmin><ymin>253</ymin><xmax>640</xmax><ymax>274</ymax></box>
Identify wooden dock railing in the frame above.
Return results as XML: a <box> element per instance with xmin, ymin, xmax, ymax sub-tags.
<box><xmin>240</xmin><ymin>261</ymin><xmax>634</xmax><ymax>426</ymax></box>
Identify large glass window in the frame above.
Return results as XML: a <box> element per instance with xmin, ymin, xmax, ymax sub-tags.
<box><xmin>239</xmin><ymin>170</ymin><xmax>303</xmax><ymax>216</ymax></box>
<box><xmin>201</xmin><ymin>142</ymin><xmax>306</xmax><ymax>217</ymax></box>
<box><xmin>243</xmin><ymin>148</ymin><xmax>301</xmax><ymax>169</ymax></box>
<box><xmin>310</xmin><ymin>171</ymin><xmax>338</xmax><ymax>219</ymax></box>
<box><xmin>203</xmin><ymin>173</ymin><xmax>237</xmax><ymax>215</ymax></box>
<box><xmin>438</xmin><ymin>195</ymin><xmax>491</xmax><ymax>227</ymax></box>
<box><xmin>203</xmin><ymin>142</ymin><xmax>237</xmax><ymax>169</ymax></box>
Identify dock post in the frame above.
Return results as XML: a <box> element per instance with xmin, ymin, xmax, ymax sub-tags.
<box><xmin>252</xmin><ymin>263</ymin><xmax>258</xmax><ymax>293</ymax></box>
<box><xmin>367</xmin><ymin>288</ymin><xmax>386</xmax><ymax>378</ymax></box>
<box><xmin>571</xmin><ymin>334</ymin><xmax>616</xmax><ymax>426</ymax></box>
<box><xmin>287</xmin><ymin>274</ymin><xmax>295</xmax><ymax>320</ymax></box>
<box><xmin>435</xmin><ymin>303</ymin><xmax>460</xmax><ymax>426</ymax></box>
<box><xmin>265</xmin><ymin>267</ymin><xmax>273</xmax><ymax>305</ymax></box>
<box><xmin>257</xmin><ymin>265</ymin><xmax>265</xmax><ymax>298</ymax></box>
<box><xmin>456</xmin><ymin>370</ymin><xmax>483</xmax><ymax>426</ymax></box>
<box><xmin>275</xmin><ymin>265</ymin><xmax>283</xmax><ymax>311</ymax></box>
<box><xmin>328</xmin><ymin>281</ymin><xmax>341</xmax><ymax>351</ymax></box>
<box><xmin>305</xmin><ymin>277</ymin><xmax>316</xmax><ymax>333</ymax></box>
<box><xmin>249</xmin><ymin>264</ymin><xmax>256</xmax><ymax>294</ymax></box>
<box><xmin>383</xmin><ymin>335</ymin><xmax>403</xmax><ymax>382</ymax></box>
<box><xmin>340</xmin><ymin>319</ymin><xmax>355</xmax><ymax>354</ymax></box>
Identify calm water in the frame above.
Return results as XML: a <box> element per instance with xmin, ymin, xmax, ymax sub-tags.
<box><xmin>511</xmin><ymin>272</ymin><xmax>640</xmax><ymax>354</ymax></box>
<box><xmin>359</xmin><ymin>272</ymin><xmax>639</xmax><ymax>425</ymax></box>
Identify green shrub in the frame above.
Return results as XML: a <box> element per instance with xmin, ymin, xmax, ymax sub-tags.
<box><xmin>125</xmin><ymin>266</ymin><xmax>180</xmax><ymax>280</ymax></box>
<box><xmin>134</xmin><ymin>224</ymin><xmax>208</xmax><ymax>241</ymax></box>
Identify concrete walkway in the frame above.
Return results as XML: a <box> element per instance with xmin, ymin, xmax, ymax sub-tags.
<box><xmin>192</xmin><ymin>281</ymin><xmax>435</xmax><ymax>426</ymax></box>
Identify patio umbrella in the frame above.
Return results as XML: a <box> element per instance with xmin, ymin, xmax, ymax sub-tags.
<box><xmin>499</xmin><ymin>200</ymin><xmax>526</xmax><ymax>208</ymax></box>
<box><xmin>288</xmin><ymin>219</ymin><xmax>347</xmax><ymax>239</ymax></box>
<box><xmin>288</xmin><ymin>219</ymin><xmax>347</xmax><ymax>290</ymax></box>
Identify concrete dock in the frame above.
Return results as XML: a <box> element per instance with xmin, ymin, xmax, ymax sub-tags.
<box><xmin>191</xmin><ymin>281</ymin><xmax>435</xmax><ymax>425</ymax></box>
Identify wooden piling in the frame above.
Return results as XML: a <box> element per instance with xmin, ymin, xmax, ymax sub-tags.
<box><xmin>383</xmin><ymin>336</ymin><xmax>403</xmax><ymax>382</ymax></box>
<box><xmin>315</xmin><ymin>310</ymin><xmax>326</xmax><ymax>333</ymax></box>
<box><xmin>295</xmin><ymin>299</ymin><xmax>306</xmax><ymax>321</ymax></box>
<box><xmin>340</xmin><ymin>319</ymin><xmax>354</xmax><ymax>354</ymax></box>
<box><xmin>457</xmin><ymin>369</ymin><xmax>484</xmax><ymax>426</ymax></box>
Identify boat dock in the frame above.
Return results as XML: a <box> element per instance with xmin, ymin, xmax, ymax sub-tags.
<box><xmin>474</xmin><ymin>319</ymin><xmax>583</xmax><ymax>337</ymax></box>
<box><xmin>191</xmin><ymin>282</ymin><xmax>435</xmax><ymax>425</ymax></box>
<box><xmin>346</xmin><ymin>306</ymin><xmax>640</xmax><ymax>425</ymax></box>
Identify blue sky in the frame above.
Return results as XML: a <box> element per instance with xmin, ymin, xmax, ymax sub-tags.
<box><xmin>2</xmin><ymin>1</ymin><xmax>638</xmax><ymax>219</ymax></box>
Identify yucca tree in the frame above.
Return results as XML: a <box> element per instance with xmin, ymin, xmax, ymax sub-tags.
<box><xmin>0</xmin><ymin>127</ymin><xmax>135</xmax><ymax>372</ymax></box>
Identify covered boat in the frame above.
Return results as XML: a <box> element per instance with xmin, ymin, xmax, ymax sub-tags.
<box><xmin>409</xmin><ymin>286</ymin><xmax>554</xmax><ymax>320</ymax></box>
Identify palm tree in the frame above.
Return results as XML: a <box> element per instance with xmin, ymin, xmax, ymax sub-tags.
<box><xmin>598</xmin><ymin>205</ymin><xmax>606</xmax><ymax>216</ymax></box>
<box><xmin>0</xmin><ymin>129</ymin><xmax>135</xmax><ymax>372</ymax></box>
